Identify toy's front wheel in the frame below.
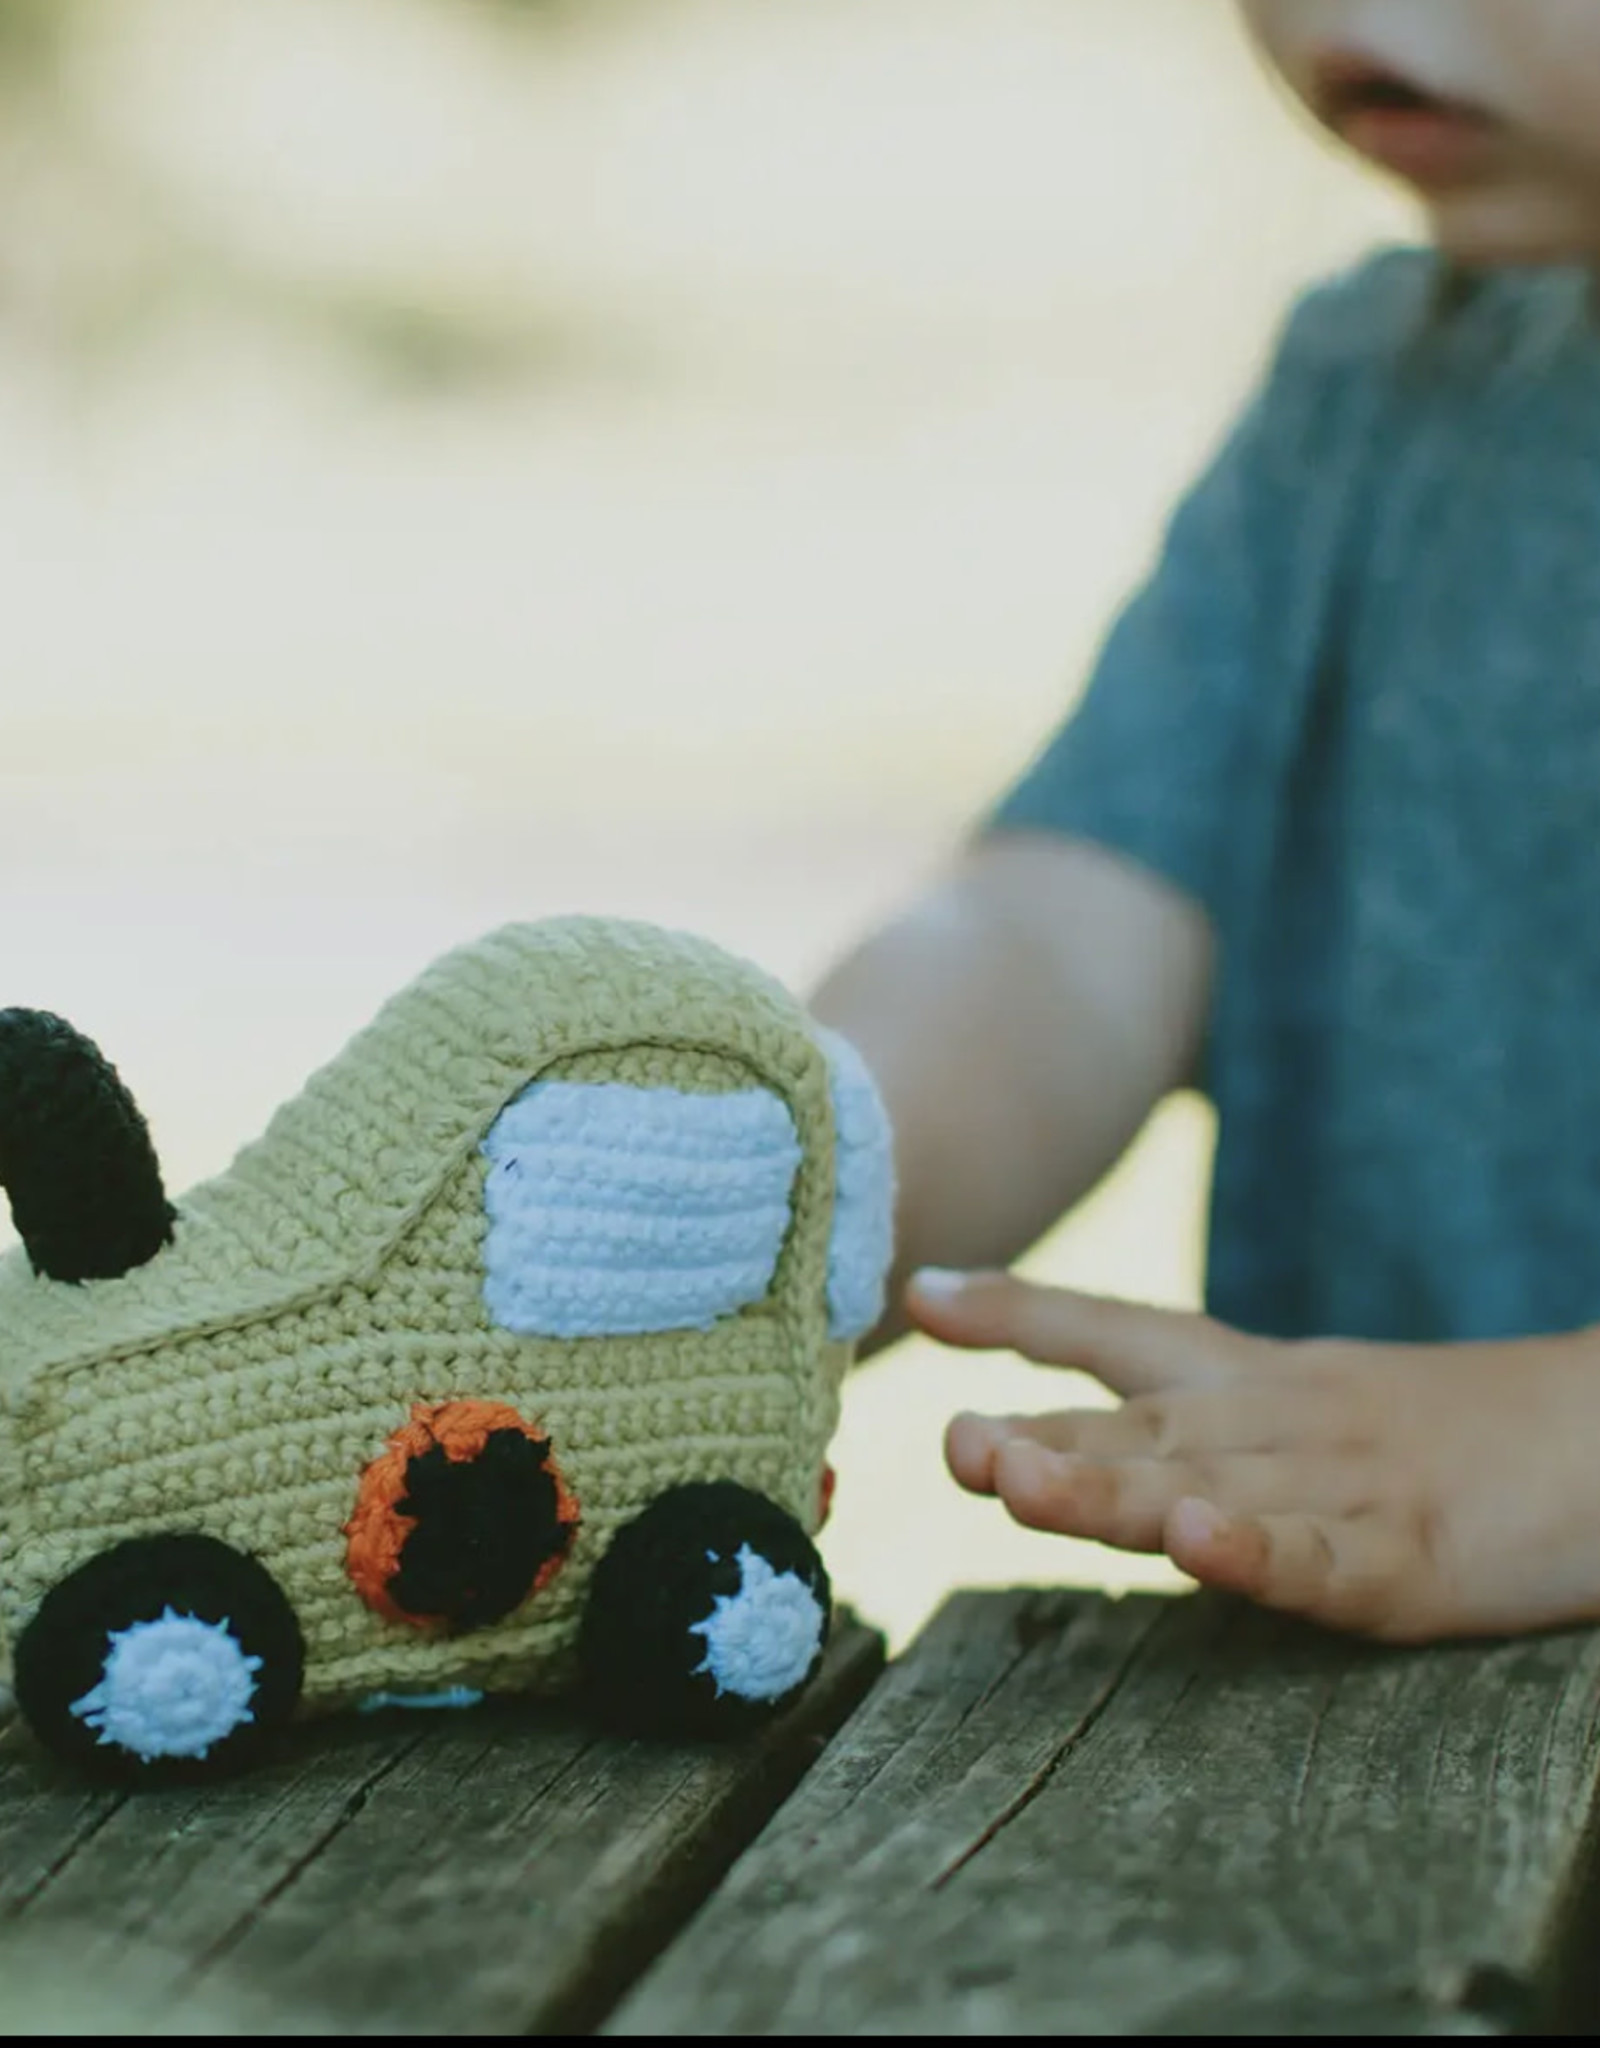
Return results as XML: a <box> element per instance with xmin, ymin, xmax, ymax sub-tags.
<box><xmin>12</xmin><ymin>1533</ymin><xmax>305</xmax><ymax>1779</ymax></box>
<box><xmin>578</xmin><ymin>1481</ymin><xmax>831</xmax><ymax>1740</ymax></box>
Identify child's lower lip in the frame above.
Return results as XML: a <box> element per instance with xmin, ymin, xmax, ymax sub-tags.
<box><xmin>1337</xmin><ymin>104</ymin><xmax>1497</xmax><ymax>188</ymax></box>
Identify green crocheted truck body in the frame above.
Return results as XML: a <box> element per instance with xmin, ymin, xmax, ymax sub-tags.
<box><xmin>0</xmin><ymin>921</ymin><xmax>874</xmax><ymax>1732</ymax></box>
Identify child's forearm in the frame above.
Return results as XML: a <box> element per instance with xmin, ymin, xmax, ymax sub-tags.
<box><xmin>808</xmin><ymin>830</ymin><xmax>1213</xmax><ymax>1354</ymax></box>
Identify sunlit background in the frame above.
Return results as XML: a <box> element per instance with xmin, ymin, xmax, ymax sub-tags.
<box><xmin>2</xmin><ymin>0</ymin><xmax>1412</xmax><ymax>1650</ymax></box>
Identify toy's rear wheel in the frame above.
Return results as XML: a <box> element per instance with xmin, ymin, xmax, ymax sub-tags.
<box><xmin>578</xmin><ymin>1481</ymin><xmax>831</xmax><ymax>1740</ymax></box>
<box><xmin>12</xmin><ymin>1533</ymin><xmax>304</xmax><ymax>1780</ymax></box>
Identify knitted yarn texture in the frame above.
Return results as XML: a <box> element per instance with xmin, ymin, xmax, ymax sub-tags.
<box><xmin>0</xmin><ymin>919</ymin><xmax>891</xmax><ymax>1731</ymax></box>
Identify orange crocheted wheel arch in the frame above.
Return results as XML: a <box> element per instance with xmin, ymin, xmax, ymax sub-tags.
<box><xmin>344</xmin><ymin>1399</ymin><xmax>581</xmax><ymax>1628</ymax></box>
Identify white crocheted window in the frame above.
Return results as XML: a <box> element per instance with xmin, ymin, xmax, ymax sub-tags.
<box><xmin>481</xmin><ymin>1080</ymin><xmax>802</xmax><ymax>1338</ymax></box>
<box><xmin>815</xmin><ymin>1029</ymin><xmax>895</xmax><ymax>1340</ymax></box>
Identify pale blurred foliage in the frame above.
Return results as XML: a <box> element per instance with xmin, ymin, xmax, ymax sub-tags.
<box><xmin>0</xmin><ymin>0</ymin><xmax>1413</xmax><ymax>1650</ymax></box>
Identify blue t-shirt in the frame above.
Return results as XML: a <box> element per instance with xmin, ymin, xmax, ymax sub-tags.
<box><xmin>990</xmin><ymin>248</ymin><xmax>1600</xmax><ymax>1343</ymax></box>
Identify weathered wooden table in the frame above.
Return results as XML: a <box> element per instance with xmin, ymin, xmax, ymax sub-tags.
<box><xmin>4</xmin><ymin>1588</ymin><xmax>1600</xmax><ymax>2035</ymax></box>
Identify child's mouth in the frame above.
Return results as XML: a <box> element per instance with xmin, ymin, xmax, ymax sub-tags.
<box><xmin>1312</xmin><ymin>54</ymin><xmax>1499</xmax><ymax>189</ymax></box>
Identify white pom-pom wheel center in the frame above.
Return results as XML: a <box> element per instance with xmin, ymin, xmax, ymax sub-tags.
<box><xmin>69</xmin><ymin>1607</ymin><xmax>263</xmax><ymax>1761</ymax></box>
<box><xmin>689</xmin><ymin>1545</ymin><xmax>826</xmax><ymax>1702</ymax></box>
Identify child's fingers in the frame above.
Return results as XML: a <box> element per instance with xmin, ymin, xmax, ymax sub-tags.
<box><xmin>981</xmin><ymin>1439</ymin><xmax>1165</xmax><ymax>1550</ymax></box>
<box><xmin>946</xmin><ymin>1411</ymin><xmax>1105</xmax><ymax>1484</ymax></box>
<box><xmin>981</xmin><ymin>1441</ymin><xmax>1374</xmax><ymax>1553</ymax></box>
<box><xmin>944</xmin><ymin>1410</ymin><xmax>1008</xmax><ymax>1494</ymax></box>
<box><xmin>908</xmin><ymin>1268</ymin><xmax>1253</xmax><ymax>1395</ymax></box>
<box><xmin>961</xmin><ymin>1383</ymin><xmax>1336</xmax><ymax>1466</ymax></box>
<box><xmin>1163</xmin><ymin>1500</ymin><xmax>1414</xmax><ymax>1636</ymax></box>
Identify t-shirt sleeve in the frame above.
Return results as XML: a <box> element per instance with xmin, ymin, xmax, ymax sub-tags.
<box><xmin>985</xmin><ymin>260</ymin><xmax>1399</xmax><ymax>925</ymax></box>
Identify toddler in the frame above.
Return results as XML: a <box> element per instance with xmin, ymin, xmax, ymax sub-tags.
<box><xmin>811</xmin><ymin>0</ymin><xmax>1600</xmax><ymax>1644</ymax></box>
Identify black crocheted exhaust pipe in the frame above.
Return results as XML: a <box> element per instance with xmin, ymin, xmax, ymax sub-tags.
<box><xmin>0</xmin><ymin>1009</ymin><xmax>175</xmax><ymax>1282</ymax></box>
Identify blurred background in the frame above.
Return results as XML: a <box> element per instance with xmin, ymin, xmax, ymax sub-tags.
<box><xmin>1</xmin><ymin>0</ymin><xmax>1411</xmax><ymax>1650</ymax></box>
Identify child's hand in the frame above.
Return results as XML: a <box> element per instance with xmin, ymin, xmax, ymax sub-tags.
<box><xmin>908</xmin><ymin>1268</ymin><xmax>1600</xmax><ymax>1644</ymax></box>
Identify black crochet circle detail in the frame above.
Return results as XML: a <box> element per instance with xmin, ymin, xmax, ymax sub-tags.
<box><xmin>12</xmin><ymin>1532</ymin><xmax>305</xmax><ymax>1782</ymax></box>
<box><xmin>578</xmin><ymin>1480</ymin><xmax>831</xmax><ymax>1741</ymax></box>
<box><xmin>0</xmin><ymin>1008</ymin><xmax>175</xmax><ymax>1283</ymax></box>
<box><xmin>389</xmin><ymin>1428</ymin><xmax>573</xmax><ymax>1632</ymax></box>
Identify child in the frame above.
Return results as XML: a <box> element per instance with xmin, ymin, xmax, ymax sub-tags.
<box><xmin>809</xmin><ymin>0</ymin><xmax>1600</xmax><ymax>1646</ymax></box>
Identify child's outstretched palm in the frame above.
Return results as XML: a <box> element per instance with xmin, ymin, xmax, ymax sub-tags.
<box><xmin>917</xmin><ymin>1269</ymin><xmax>1600</xmax><ymax>1644</ymax></box>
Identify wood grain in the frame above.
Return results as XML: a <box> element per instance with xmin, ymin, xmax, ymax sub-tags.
<box><xmin>0</xmin><ymin>1616</ymin><xmax>883</xmax><ymax>2035</ymax></box>
<box><xmin>609</xmin><ymin>1589</ymin><xmax>1600</xmax><ymax>2036</ymax></box>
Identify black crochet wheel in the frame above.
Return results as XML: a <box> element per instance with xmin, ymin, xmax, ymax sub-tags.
<box><xmin>12</xmin><ymin>1533</ymin><xmax>305</xmax><ymax>1782</ymax></box>
<box><xmin>578</xmin><ymin>1480</ymin><xmax>831</xmax><ymax>1741</ymax></box>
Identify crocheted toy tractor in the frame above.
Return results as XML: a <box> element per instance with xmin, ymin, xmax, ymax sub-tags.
<box><xmin>0</xmin><ymin>919</ymin><xmax>893</xmax><ymax>1780</ymax></box>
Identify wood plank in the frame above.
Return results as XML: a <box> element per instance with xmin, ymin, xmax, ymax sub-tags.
<box><xmin>609</xmin><ymin>1589</ymin><xmax>1600</xmax><ymax>2036</ymax></box>
<box><xmin>0</xmin><ymin>1615</ymin><xmax>883</xmax><ymax>2036</ymax></box>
